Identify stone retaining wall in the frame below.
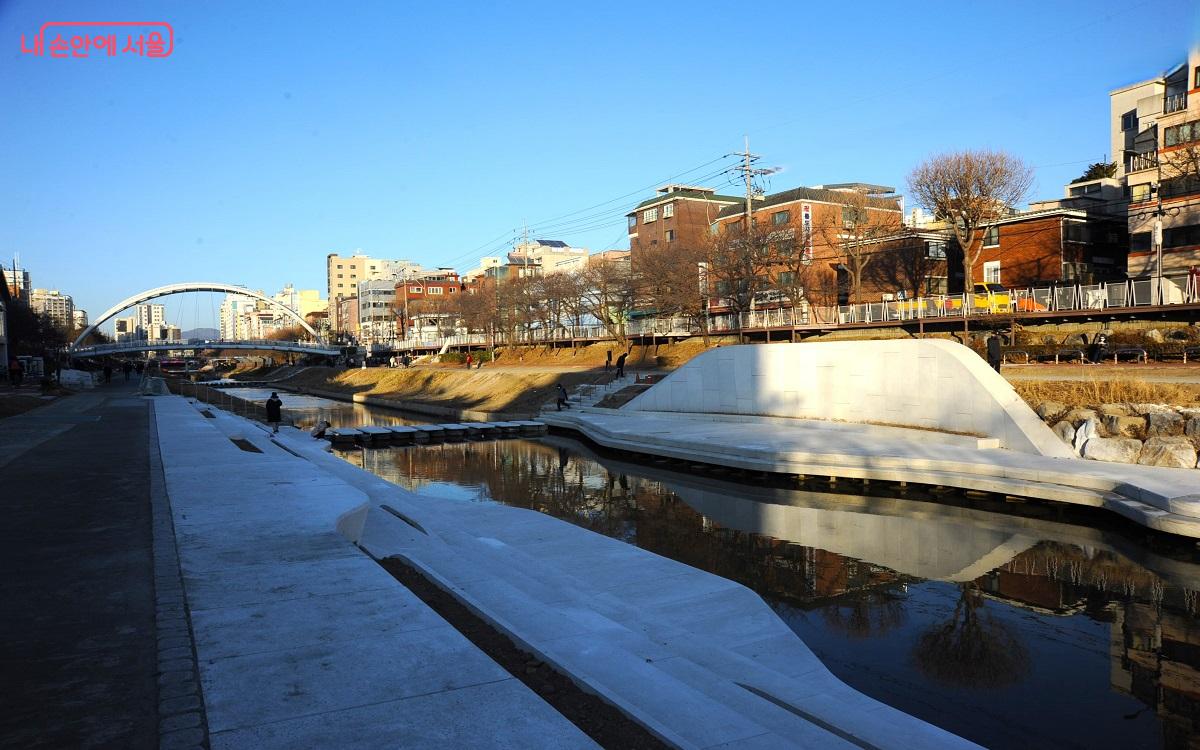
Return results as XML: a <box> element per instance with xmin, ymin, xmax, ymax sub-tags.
<box><xmin>1035</xmin><ymin>400</ymin><xmax>1200</xmax><ymax>469</ymax></box>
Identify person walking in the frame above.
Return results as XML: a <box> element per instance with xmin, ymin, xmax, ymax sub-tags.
<box><xmin>122</xmin><ymin>361</ymin><xmax>133</xmax><ymax>382</ymax></box>
<box><xmin>986</xmin><ymin>334</ymin><xmax>1002</xmax><ymax>373</ymax></box>
<box><xmin>103</xmin><ymin>363</ymin><xmax>113</xmax><ymax>383</ymax></box>
<box><xmin>615</xmin><ymin>351</ymin><xmax>627</xmax><ymax>379</ymax></box>
<box><xmin>556</xmin><ymin>383</ymin><xmax>570</xmax><ymax>411</ymax></box>
<box><xmin>465</xmin><ymin>353</ymin><xmax>473</xmax><ymax>369</ymax></box>
<box><xmin>9</xmin><ymin>357</ymin><xmax>23</xmax><ymax>386</ymax></box>
<box><xmin>266</xmin><ymin>392</ymin><xmax>283</xmax><ymax>433</ymax></box>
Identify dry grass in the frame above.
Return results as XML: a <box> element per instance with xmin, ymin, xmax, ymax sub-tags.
<box><xmin>1011</xmin><ymin>378</ymin><xmax>1200</xmax><ymax>409</ymax></box>
<box><xmin>280</xmin><ymin>366</ymin><xmax>605</xmax><ymax>415</ymax></box>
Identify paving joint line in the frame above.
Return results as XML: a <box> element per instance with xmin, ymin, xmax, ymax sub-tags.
<box><xmin>148</xmin><ymin>399</ymin><xmax>212</xmax><ymax>750</ymax></box>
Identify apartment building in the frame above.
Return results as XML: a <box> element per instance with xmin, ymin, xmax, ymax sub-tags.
<box><xmin>326</xmin><ymin>251</ymin><xmax>422</xmax><ymax>333</ymax></box>
<box><xmin>971</xmin><ymin>208</ymin><xmax>1127</xmax><ymax>289</ymax></box>
<box><xmin>358</xmin><ymin>279</ymin><xmax>400</xmax><ymax>343</ymax></box>
<box><xmin>1115</xmin><ymin>46</ymin><xmax>1200</xmax><ymax>277</ymax></box>
<box><xmin>72</xmin><ymin>309</ymin><xmax>88</xmax><ymax>330</ymax></box>
<box><xmin>626</xmin><ymin>185</ymin><xmax>741</xmax><ymax>258</ymax></box>
<box><xmin>29</xmin><ymin>288</ymin><xmax>75</xmax><ymax>330</ymax></box>
<box><xmin>5</xmin><ymin>266</ymin><xmax>31</xmax><ymax>303</ymax></box>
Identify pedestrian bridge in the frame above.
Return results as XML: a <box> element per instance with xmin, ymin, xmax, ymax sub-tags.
<box><xmin>69</xmin><ymin>338</ymin><xmax>342</xmax><ymax>358</ymax></box>
<box><xmin>70</xmin><ymin>281</ymin><xmax>328</xmax><ymax>353</ymax></box>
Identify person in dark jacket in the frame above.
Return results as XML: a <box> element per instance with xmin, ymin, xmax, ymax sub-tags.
<box><xmin>986</xmin><ymin>335</ymin><xmax>1002</xmax><ymax>373</ymax></box>
<box><xmin>615</xmin><ymin>351</ymin><xmax>628</xmax><ymax>379</ymax></box>
<box><xmin>556</xmin><ymin>383</ymin><xmax>570</xmax><ymax>411</ymax></box>
<box><xmin>266</xmin><ymin>392</ymin><xmax>283</xmax><ymax>433</ymax></box>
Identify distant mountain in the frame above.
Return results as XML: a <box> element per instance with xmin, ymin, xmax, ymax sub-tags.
<box><xmin>183</xmin><ymin>327</ymin><xmax>219</xmax><ymax>340</ymax></box>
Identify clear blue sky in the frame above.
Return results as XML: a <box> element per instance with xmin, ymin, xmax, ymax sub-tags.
<box><xmin>2</xmin><ymin>0</ymin><xmax>1198</xmax><ymax>330</ymax></box>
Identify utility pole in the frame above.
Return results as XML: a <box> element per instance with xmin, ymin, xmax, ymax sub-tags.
<box><xmin>1153</xmin><ymin>159</ymin><xmax>1165</xmax><ymax>305</ymax></box>
<box><xmin>729</xmin><ymin>136</ymin><xmax>779</xmax><ymax>229</ymax></box>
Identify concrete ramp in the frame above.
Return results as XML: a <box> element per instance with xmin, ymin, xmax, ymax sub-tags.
<box><xmin>625</xmin><ymin>340</ymin><xmax>1073</xmax><ymax>457</ymax></box>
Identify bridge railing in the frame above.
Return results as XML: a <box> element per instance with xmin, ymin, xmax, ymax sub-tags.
<box><xmin>71</xmin><ymin>338</ymin><xmax>334</xmax><ymax>355</ymax></box>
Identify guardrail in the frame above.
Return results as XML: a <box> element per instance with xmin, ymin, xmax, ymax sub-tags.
<box><xmin>71</xmin><ymin>338</ymin><xmax>337</xmax><ymax>356</ymax></box>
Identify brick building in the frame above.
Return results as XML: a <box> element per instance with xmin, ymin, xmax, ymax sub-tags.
<box><xmin>395</xmin><ymin>269</ymin><xmax>466</xmax><ymax>339</ymax></box>
<box><xmin>626</xmin><ymin>185</ymin><xmax>741</xmax><ymax>258</ymax></box>
<box><xmin>970</xmin><ymin>208</ymin><xmax>1128</xmax><ymax>290</ymax></box>
<box><xmin>711</xmin><ymin>184</ymin><xmax>905</xmax><ymax>307</ymax></box>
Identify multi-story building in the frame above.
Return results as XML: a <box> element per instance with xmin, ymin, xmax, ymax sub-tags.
<box><xmin>72</xmin><ymin>309</ymin><xmax>88</xmax><ymax>330</ymax></box>
<box><xmin>1114</xmin><ymin>46</ymin><xmax>1200</xmax><ymax>280</ymax></box>
<box><xmin>29</xmin><ymin>288</ymin><xmax>75</xmax><ymax>330</ymax></box>
<box><xmin>711</xmin><ymin>184</ymin><xmax>905</xmax><ymax>306</ymax></box>
<box><xmin>326</xmin><ymin>251</ymin><xmax>422</xmax><ymax>333</ymax></box>
<box><xmin>626</xmin><ymin>185</ymin><xmax>742</xmax><ymax>259</ymax></box>
<box><xmin>4</xmin><ymin>266</ymin><xmax>31</xmax><ymax>303</ymax></box>
<box><xmin>113</xmin><ymin>315</ymin><xmax>139</xmax><ymax>342</ymax></box>
<box><xmin>273</xmin><ymin>284</ymin><xmax>326</xmax><ymax>320</ymax></box>
<box><xmin>0</xmin><ymin>270</ymin><xmax>10</xmax><ymax>368</ymax></box>
<box><xmin>396</xmin><ymin>269</ymin><xmax>464</xmax><ymax>339</ymax></box>
<box><xmin>136</xmin><ymin>303</ymin><xmax>164</xmax><ymax>336</ymax></box>
<box><xmin>219</xmin><ymin>294</ymin><xmax>258</xmax><ymax>339</ymax></box>
<box><xmin>358</xmin><ymin>279</ymin><xmax>400</xmax><ymax>344</ymax></box>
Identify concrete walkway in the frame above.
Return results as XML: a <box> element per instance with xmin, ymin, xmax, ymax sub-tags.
<box><xmin>152</xmin><ymin>396</ymin><xmax>596</xmax><ymax>749</ymax></box>
<box><xmin>0</xmin><ymin>383</ymin><xmax>160</xmax><ymax>749</ymax></box>
<box><xmin>541</xmin><ymin>408</ymin><xmax>1200</xmax><ymax>537</ymax></box>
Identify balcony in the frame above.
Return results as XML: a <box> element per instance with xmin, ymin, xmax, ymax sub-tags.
<box><xmin>1164</xmin><ymin>93</ymin><xmax>1188</xmax><ymax>114</ymax></box>
<box><xmin>1125</xmin><ymin>152</ymin><xmax>1158</xmax><ymax>173</ymax></box>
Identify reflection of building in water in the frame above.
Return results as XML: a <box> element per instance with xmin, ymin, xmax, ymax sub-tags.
<box><xmin>1111</xmin><ymin>603</ymin><xmax>1200</xmax><ymax>749</ymax></box>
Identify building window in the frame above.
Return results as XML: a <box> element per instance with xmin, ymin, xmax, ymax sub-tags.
<box><xmin>926</xmin><ymin>241</ymin><xmax>947</xmax><ymax>259</ymax></box>
<box><xmin>772</xmin><ymin>210</ymin><xmax>790</xmax><ymax>226</ymax></box>
<box><xmin>1164</xmin><ymin>121</ymin><xmax>1198</xmax><ymax>147</ymax></box>
<box><xmin>662</xmin><ymin>203</ymin><xmax>674</xmax><ymax>219</ymax></box>
<box><xmin>1130</xmin><ymin>183</ymin><xmax>1151</xmax><ymax>202</ymax></box>
<box><xmin>337</xmin><ymin>273</ymin><xmax>343</xmax><ymax>278</ymax></box>
<box><xmin>665</xmin><ymin>229</ymin><xmax>676</xmax><ymax>241</ymax></box>
<box><xmin>1161</xmin><ymin>174</ymin><xmax>1200</xmax><ymax>199</ymax></box>
<box><xmin>1063</xmin><ymin>220</ymin><xmax>1092</xmax><ymax>244</ymax></box>
<box><xmin>628</xmin><ymin>215</ymin><xmax>637</xmax><ymax>231</ymax></box>
<box><xmin>1163</xmin><ymin>224</ymin><xmax>1200</xmax><ymax>248</ymax></box>
<box><xmin>777</xmin><ymin>271</ymin><xmax>795</xmax><ymax>286</ymax></box>
<box><xmin>841</xmin><ymin>206</ymin><xmax>866</xmax><ymax>228</ymax></box>
<box><xmin>710</xmin><ymin>222</ymin><xmax>720</xmax><ymax>235</ymax></box>
<box><xmin>1121</xmin><ymin>110</ymin><xmax>1137</xmax><ymax>131</ymax></box>
<box><xmin>1195</xmin><ymin>67</ymin><xmax>1200</xmax><ymax>89</ymax></box>
<box><xmin>983</xmin><ymin>261</ymin><xmax>1001</xmax><ymax>284</ymax></box>
<box><xmin>982</xmin><ymin>225</ymin><xmax>1000</xmax><ymax>247</ymax></box>
<box><xmin>428</xmin><ymin>286</ymin><xmax>444</xmax><ymax>294</ymax></box>
<box><xmin>337</xmin><ymin>283</ymin><xmax>343</xmax><ymax>288</ymax></box>
<box><xmin>643</xmin><ymin>208</ymin><xmax>658</xmax><ymax>223</ymax></box>
<box><xmin>337</xmin><ymin>264</ymin><xmax>343</xmax><ymax>269</ymax></box>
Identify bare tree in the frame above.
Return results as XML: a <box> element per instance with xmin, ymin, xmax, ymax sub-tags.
<box><xmin>634</xmin><ymin>242</ymin><xmax>712</xmax><ymax>345</ymax></box>
<box><xmin>907</xmin><ymin>149</ymin><xmax>1033</xmax><ymax>336</ymax></box>
<box><xmin>579</xmin><ymin>258</ymin><xmax>635</xmax><ymax>345</ymax></box>
<box><xmin>815</xmin><ymin>189</ymin><xmax>904</xmax><ymax>305</ymax></box>
<box><xmin>705</xmin><ymin>222</ymin><xmax>775</xmax><ymax>341</ymax></box>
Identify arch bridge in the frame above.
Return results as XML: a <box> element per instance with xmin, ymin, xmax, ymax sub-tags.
<box><xmin>69</xmin><ymin>338</ymin><xmax>342</xmax><ymax>359</ymax></box>
<box><xmin>71</xmin><ymin>282</ymin><xmax>327</xmax><ymax>353</ymax></box>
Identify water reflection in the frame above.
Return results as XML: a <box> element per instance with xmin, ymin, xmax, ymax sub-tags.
<box><xmin>223</xmin><ymin>388</ymin><xmax>422</xmax><ymax>429</ymax></box>
<box><xmin>336</xmin><ymin>434</ymin><xmax>1200</xmax><ymax>749</ymax></box>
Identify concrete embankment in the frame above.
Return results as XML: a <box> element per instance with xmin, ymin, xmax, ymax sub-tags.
<box><xmin>544</xmin><ymin>341</ymin><xmax>1200</xmax><ymax>537</ymax></box>
<box><xmin>162</xmin><ymin>393</ymin><xmax>977</xmax><ymax>749</ymax></box>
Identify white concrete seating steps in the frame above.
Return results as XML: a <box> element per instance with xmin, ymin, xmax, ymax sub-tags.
<box><xmin>626</xmin><ymin>340</ymin><xmax>1075</xmax><ymax>457</ymax></box>
<box><xmin>156</xmin><ymin>398</ymin><xmax>597</xmax><ymax>749</ymax></box>
<box><xmin>271</xmin><ymin>423</ymin><xmax>977</xmax><ymax>749</ymax></box>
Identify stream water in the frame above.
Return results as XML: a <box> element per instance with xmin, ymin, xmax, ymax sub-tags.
<box><xmin>225</xmin><ymin>387</ymin><xmax>1200</xmax><ymax>749</ymax></box>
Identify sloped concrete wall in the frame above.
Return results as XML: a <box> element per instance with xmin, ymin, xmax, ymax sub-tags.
<box><xmin>625</xmin><ymin>340</ymin><xmax>1074</xmax><ymax>457</ymax></box>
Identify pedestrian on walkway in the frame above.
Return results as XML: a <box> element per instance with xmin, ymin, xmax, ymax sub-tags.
<box><xmin>615</xmin><ymin>351</ymin><xmax>627</xmax><ymax>379</ymax></box>
<box><xmin>556</xmin><ymin>383</ymin><xmax>570</xmax><ymax>411</ymax></box>
<box><xmin>266</xmin><ymin>392</ymin><xmax>283</xmax><ymax>433</ymax></box>
<box><xmin>9</xmin><ymin>357</ymin><xmax>23</xmax><ymax>386</ymax></box>
<box><xmin>103</xmin><ymin>363</ymin><xmax>113</xmax><ymax>383</ymax></box>
<box><xmin>135</xmin><ymin>361</ymin><xmax>144</xmax><ymax>375</ymax></box>
<box><xmin>122</xmin><ymin>362</ymin><xmax>133</xmax><ymax>382</ymax></box>
<box><xmin>986</xmin><ymin>334</ymin><xmax>1002</xmax><ymax>373</ymax></box>
<box><xmin>466</xmin><ymin>353</ymin><xmax>473</xmax><ymax>369</ymax></box>
<box><xmin>604</xmin><ymin>350</ymin><xmax>612</xmax><ymax>372</ymax></box>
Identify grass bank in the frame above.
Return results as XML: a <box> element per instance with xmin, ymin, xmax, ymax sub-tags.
<box><xmin>276</xmin><ymin>366</ymin><xmax>608</xmax><ymax>416</ymax></box>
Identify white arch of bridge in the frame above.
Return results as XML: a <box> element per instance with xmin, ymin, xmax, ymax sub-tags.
<box><xmin>71</xmin><ymin>282</ymin><xmax>323</xmax><ymax>349</ymax></box>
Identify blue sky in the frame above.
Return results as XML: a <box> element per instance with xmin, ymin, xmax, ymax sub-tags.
<box><xmin>2</xmin><ymin>0</ymin><xmax>1198</xmax><ymax>330</ymax></box>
